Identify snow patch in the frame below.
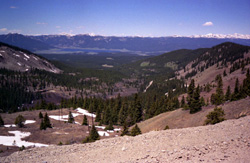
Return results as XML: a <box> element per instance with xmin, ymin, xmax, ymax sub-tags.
<box><xmin>76</xmin><ymin>108</ymin><xmax>96</xmax><ymax>118</ymax></box>
<box><xmin>17</xmin><ymin>62</ymin><xmax>21</xmax><ymax>66</ymax></box>
<box><xmin>144</xmin><ymin>81</ymin><xmax>153</xmax><ymax>93</ymax></box>
<box><xmin>24</xmin><ymin>120</ymin><xmax>36</xmax><ymax>124</ymax></box>
<box><xmin>0</xmin><ymin>131</ymin><xmax>48</xmax><ymax>147</ymax></box>
<box><xmin>102</xmin><ymin>64</ymin><xmax>114</xmax><ymax>68</ymax></box>
<box><xmin>98</xmin><ymin>131</ymin><xmax>110</xmax><ymax>136</ymax></box>
<box><xmin>33</xmin><ymin>56</ymin><xmax>38</xmax><ymax>60</ymax></box>
<box><xmin>95</xmin><ymin>126</ymin><xmax>106</xmax><ymax>130</ymax></box>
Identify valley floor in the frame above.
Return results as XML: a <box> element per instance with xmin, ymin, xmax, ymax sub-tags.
<box><xmin>1</xmin><ymin>115</ymin><xmax>250</xmax><ymax>163</ymax></box>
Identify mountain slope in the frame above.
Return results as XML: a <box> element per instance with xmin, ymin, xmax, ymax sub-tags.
<box><xmin>0</xmin><ymin>42</ymin><xmax>61</xmax><ymax>73</ymax></box>
<box><xmin>0</xmin><ymin>34</ymin><xmax>53</xmax><ymax>51</ymax></box>
<box><xmin>1</xmin><ymin>115</ymin><xmax>250</xmax><ymax>162</ymax></box>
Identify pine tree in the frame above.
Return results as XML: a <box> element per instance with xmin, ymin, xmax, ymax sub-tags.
<box><xmin>181</xmin><ymin>96</ymin><xmax>186</xmax><ymax>108</ymax></box>
<box><xmin>39</xmin><ymin>112</ymin><xmax>43</xmax><ymax>119</ymax></box>
<box><xmin>40</xmin><ymin>119</ymin><xmax>46</xmax><ymax>130</ymax></box>
<box><xmin>118</xmin><ymin>100</ymin><xmax>128</xmax><ymax>125</ymax></box>
<box><xmin>105</xmin><ymin>120</ymin><xmax>114</xmax><ymax>130</ymax></box>
<box><xmin>131</xmin><ymin>124</ymin><xmax>142</xmax><ymax>136</ymax></box>
<box><xmin>121</xmin><ymin>122</ymin><xmax>129</xmax><ymax>136</ymax></box>
<box><xmin>89</xmin><ymin>125</ymin><xmax>100</xmax><ymax>141</ymax></box>
<box><xmin>15</xmin><ymin>115</ymin><xmax>26</xmax><ymax>128</ymax></box>
<box><xmin>132</xmin><ymin>94</ymin><xmax>143</xmax><ymax>123</ymax></box>
<box><xmin>187</xmin><ymin>79</ymin><xmax>195</xmax><ymax>109</ymax></box>
<box><xmin>0</xmin><ymin>115</ymin><xmax>4</xmax><ymax>126</ymax></box>
<box><xmin>68</xmin><ymin>111</ymin><xmax>75</xmax><ymax>123</ymax></box>
<box><xmin>82</xmin><ymin>115</ymin><xmax>88</xmax><ymax>125</ymax></box>
<box><xmin>231</xmin><ymin>78</ymin><xmax>240</xmax><ymax>101</ymax></box>
<box><xmin>190</xmin><ymin>85</ymin><xmax>202</xmax><ymax>114</ymax></box>
<box><xmin>214</xmin><ymin>74</ymin><xmax>224</xmax><ymax>105</ymax></box>
<box><xmin>243</xmin><ymin>68</ymin><xmax>250</xmax><ymax>96</ymax></box>
<box><xmin>225</xmin><ymin>86</ymin><xmax>231</xmax><ymax>101</ymax></box>
<box><xmin>44</xmin><ymin>112</ymin><xmax>52</xmax><ymax>128</ymax></box>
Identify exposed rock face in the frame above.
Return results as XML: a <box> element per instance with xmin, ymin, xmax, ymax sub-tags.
<box><xmin>1</xmin><ymin>116</ymin><xmax>250</xmax><ymax>163</ymax></box>
<box><xmin>0</xmin><ymin>44</ymin><xmax>61</xmax><ymax>73</ymax></box>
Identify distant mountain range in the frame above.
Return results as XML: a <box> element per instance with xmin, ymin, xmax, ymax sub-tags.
<box><xmin>0</xmin><ymin>33</ymin><xmax>249</xmax><ymax>54</ymax></box>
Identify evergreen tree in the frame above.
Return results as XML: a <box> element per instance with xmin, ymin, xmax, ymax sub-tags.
<box><xmin>89</xmin><ymin>125</ymin><xmax>100</xmax><ymax>141</ymax></box>
<box><xmin>40</xmin><ymin>119</ymin><xmax>46</xmax><ymax>130</ymax></box>
<box><xmin>215</xmin><ymin>75</ymin><xmax>224</xmax><ymax>105</ymax></box>
<box><xmin>187</xmin><ymin>79</ymin><xmax>195</xmax><ymax>109</ymax></box>
<box><xmin>181</xmin><ymin>96</ymin><xmax>186</xmax><ymax>108</ymax></box>
<box><xmin>15</xmin><ymin>115</ymin><xmax>26</xmax><ymax>128</ymax></box>
<box><xmin>0</xmin><ymin>115</ymin><xmax>4</xmax><ymax>126</ymax></box>
<box><xmin>82</xmin><ymin>115</ymin><xmax>88</xmax><ymax>126</ymax></box>
<box><xmin>68</xmin><ymin>111</ymin><xmax>75</xmax><ymax>123</ymax></box>
<box><xmin>39</xmin><ymin>112</ymin><xmax>43</xmax><ymax>119</ymax></box>
<box><xmin>231</xmin><ymin>78</ymin><xmax>241</xmax><ymax>101</ymax></box>
<box><xmin>243</xmin><ymin>68</ymin><xmax>250</xmax><ymax>96</ymax></box>
<box><xmin>131</xmin><ymin>124</ymin><xmax>142</xmax><ymax>136</ymax></box>
<box><xmin>121</xmin><ymin>122</ymin><xmax>129</xmax><ymax>136</ymax></box>
<box><xmin>44</xmin><ymin>112</ymin><xmax>52</xmax><ymax>128</ymax></box>
<box><xmin>190</xmin><ymin>85</ymin><xmax>202</xmax><ymax>114</ymax></box>
<box><xmin>200</xmin><ymin>97</ymin><xmax>205</xmax><ymax>106</ymax></box>
<box><xmin>225</xmin><ymin>86</ymin><xmax>231</xmax><ymax>101</ymax></box>
<box><xmin>118</xmin><ymin>100</ymin><xmax>128</xmax><ymax>125</ymax></box>
<box><xmin>132</xmin><ymin>94</ymin><xmax>143</xmax><ymax>123</ymax></box>
<box><xmin>105</xmin><ymin>120</ymin><xmax>114</xmax><ymax>130</ymax></box>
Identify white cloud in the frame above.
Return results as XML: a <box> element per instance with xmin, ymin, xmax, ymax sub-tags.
<box><xmin>203</xmin><ymin>21</ymin><xmax>213</xmax><ymax>26</ymax></box>
<box><xmin>36</xmin><ymin>22</ymin><xmax>47</xmax><ymax>25</ymax></box>
<box><xmin>0</xmin><ymin>28</ymin><xmax>8</xmax><ymax>32</ymax></box>
<box><xmin>0</xmin><ymin>28</ymin><xmax>21</xmax><ymax>34</ymax></box>
<box><xmin>10</xmin><ymin>6</ymin><xmax>17</xmax><ymax>9</ymax></box>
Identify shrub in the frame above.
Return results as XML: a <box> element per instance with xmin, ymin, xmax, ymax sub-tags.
<box><xmin>15</xmin><ymin>115</ymin><xmax>26</xmax><ymax>128</ymax></box>
<box><xmin>205</xmin><ymin>107</ymin><xmax>225</xmax><ymax>125</ymax></box>
<box><xmin>130</xmin><ymin>124</ymin><xmax>141</xmax><ymax>136</ymax></box>
<box><xmin>164</xmin><ymin>125</ymin><xmax>169</xmax><ymax>130</ymax></box>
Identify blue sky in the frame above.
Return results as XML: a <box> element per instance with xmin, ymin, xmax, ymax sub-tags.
<box><xmin>0</xmin><ymin>0</ymin><xmax>249</xmax><ymax>36</ymax></box>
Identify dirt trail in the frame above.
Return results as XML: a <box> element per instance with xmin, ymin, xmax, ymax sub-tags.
<box><xmin>1</xmin><ymin>115</ymin><xmax>250</xmax><ymax>163</ymax></box>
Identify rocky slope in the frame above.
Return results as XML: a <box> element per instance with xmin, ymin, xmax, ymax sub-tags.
<box><xmin>0</xmin><ymin>42</ymin><xmax>61</xmax><ymax>73</ymax></box>
<box><xmin>1</xmin><ymin>116</ymin><xmax>250</xmax><ymax>163</ymax></box>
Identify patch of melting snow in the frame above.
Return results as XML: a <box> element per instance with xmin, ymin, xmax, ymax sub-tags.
<box><xmin>17</xmin><ymin>62</ymin><xmax>21</xmax><ymax>66</ymax></box>
<box><xmin>0</xmin><ymin>50</ymin><xmax>5</xmax><ymax>53</ymax></box>
<box><xmin>0</xmin><ymin>53</ymin><xmax>2</xmax><ymax>56</ymax></box>
<box><xmin>25</xmin><ymin>69</ymin><xmax>29</xmax><ymax>71</ymax></box>
<box><xmin>95</xmin><ymin>126</ymin><xmax>105</xmax><ymax>130</ymax></box>
<box><xmin>4</xmin><ymin>120</ymin><xmax>36</xmax><ymax>127</ymax></box>
<box><xmin>0</xmin><ymin>131</ymin><xmax>48</xmax><ymax>147</ymax></box>
<box><xmin>49</xmin><ymin>108</ymin><xmax>95</xmax><ymax>122</ymax></box>
<box><xmin>144</xmin><ymin>80</ymin><xmax>153</xmax><ymax>93</ymax></box>
<box><xmin>33</xmin><ymin>56</ymin><xmax>38</xmax><ymax>60</ymax></box>
<box><xmin>98</xmin><ymin>131</ymin><xmax>110</xmax><ymax>136</ymax></box>
<box><xmin>76</xmin><ymin>108</ymin><xmax>96</xmax><ymax>118</ymax></box>
<box><xmin>24</xmin><ymin>58</ymin><xmax>28</xmax><ymax>61</ymax></box>
<box><xmin>102</xmin><ymin>64</ymin><xmax>114</xmax><ymax>68</ymax></box>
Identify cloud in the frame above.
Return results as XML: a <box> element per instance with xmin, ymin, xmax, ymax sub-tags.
<box><xmin>56</xmin><ymin>26</ymin><xmax>61</xmax><ymax>28</ymax></box>
<box><xmin>10</xmin><ymin>6</ymin><xmax>17</xmax><ymax>9</ymax></box>
<box><xmin>0</xmin><ymin>28</ymin><xmax>21</xmax><ymax>34</ymax></box>
<box><xmin>36</xmin><ymin>22</ymin><xmax>47</xmax><ymax>25</ymax></box>
<box><xmin>0</xmin><ymin>28</ymin><xmax>8</xmax><ymax>32</ymax></box>
<box><xmin>203</xmin><ymin>21</ymin><xmax>213</xmax><ymax>26</ymax></box>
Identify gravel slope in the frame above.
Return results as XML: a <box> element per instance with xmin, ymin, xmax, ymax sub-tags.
<box><xmin>1</xmin><ymin>116</ymin><xmax>250</xmax><ymax>163</ymax></box>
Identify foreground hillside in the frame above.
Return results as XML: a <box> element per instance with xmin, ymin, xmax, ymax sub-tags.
<box><xmin>1</xmin><ymin>116</ymin><xmax>250</xmax><ymax>162</ymax></box>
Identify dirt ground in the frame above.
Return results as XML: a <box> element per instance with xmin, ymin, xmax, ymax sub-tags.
<box><xmin>0</xmin><ymin>108</ymin><xmax>121</xmax><ymax>157</ymax></box>
<box><xmin>1</xmin><ymin>115</ymin><xmax>250</xmax><ymax>163</ymax></box>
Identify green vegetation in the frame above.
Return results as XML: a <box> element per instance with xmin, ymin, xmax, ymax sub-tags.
<box><xmin>15</xmin><ymin>115</ymin><xmax>26</xmax><ymax>128</ymax></box>
<box><xmin>82</xmin><ymin>125</ymin><xmax>100</xmax><ymax>143</ymax></box>
<box><xmin>68</xmin><ymin>111</ymin><xmax>75</xmax><ymax>123</ymax></box>
<box><xmin>0</xmin><ymin>115</ymin><xmax>4</xmax><ymax>126</ymax></box>
<box><xmin>211</xmin><ymin>75</ymin><xmax>224</xmax><ymax>105</ymax></box>
<box><xmin>205</xmin><ymin>107</ymin><xmax>225</xmax><ymax>125</ymax></box>
<box><xmin>164</xmin><ymin>125</ymin><xmax>170</xmax><ymax>130</ymax></box>
<box><xmin>82</xmin><ymin>115</ymin><xmax>88</xmax><ymax>126</ymax></box>
<box><xmin>187</xmin><ymin>79</ymin><xmax>202</xmax><ymax>114</ymax></box>
<box><xmin>130</xmin><ymin>124</ymin><xmax>142</xmax><ymax>136</ymax></box>
<box><xmin>39</xmin><ymin>112</ymin><xmax>43</xmax><ymax>119</ymax></box>
<box><xmin>40</xmin><ymin>112</ymin><xmax>52</xmax><ymax>130</ymax></box>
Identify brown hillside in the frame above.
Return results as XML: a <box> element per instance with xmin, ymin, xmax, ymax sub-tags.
<box><xmin>137</xmin><ymin>96</ymin><xmax>250</xmax><ymax>133</ymax></box>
